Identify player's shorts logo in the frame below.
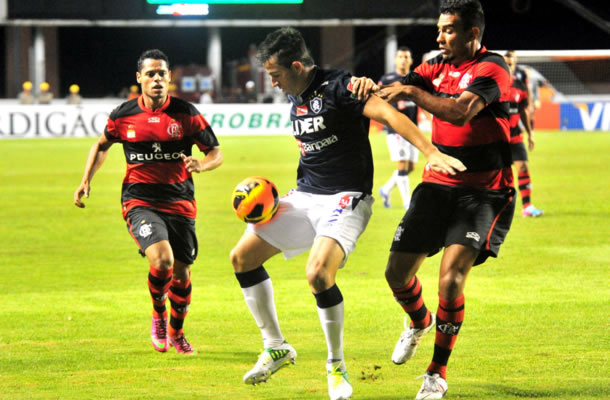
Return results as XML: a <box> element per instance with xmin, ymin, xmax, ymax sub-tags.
<box><xmin>139</xmin><ymin>223</ymin><xmax>153</xmax><ymax>238</ymax></box>
<box><xmin>310</xmin><ymin>97</ymin><xmax>323</xmax><ymax>114</ymax></box>
<box><xmin>465</xmin><ymin>231</ymin><xmax>480</xmax><ymax>242</ymax></box>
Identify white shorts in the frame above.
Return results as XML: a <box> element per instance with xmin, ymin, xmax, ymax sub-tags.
<box><xmin>386</xmin><ymin>133</ymin><xmax>419</xmax><ymax>163</ymax></box>
<box><xmin>246</xmin><ymin>190</ymin><xmax>374</xmax><ymax>267</ymax></box>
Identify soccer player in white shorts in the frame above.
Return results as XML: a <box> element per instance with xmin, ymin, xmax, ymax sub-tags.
<box><xmin>380</xmin><ymin>132</ymin><xmax>419</xmax><ymax>209</ymax></box>
<box><xmin>378</xmin><ymin>47</ymin><xmax>420</xmax><ymax>210</ymax></box>
<box><xmin>229</xmin><ymin>27</ymin><xmax>463</xmax><ymax>400</ymax></box>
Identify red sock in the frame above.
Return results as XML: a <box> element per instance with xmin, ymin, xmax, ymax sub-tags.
<box><xmin>390</xmin><ymin>276</ymin><xmax>431</xmax><ymax>329</ymax></box>
<box><xmin>148</xmin><ymin>266</ymin><xmax>172</xmax><ymax>319</ymax></box>
<box><xmin>427</xmin><ymin>294</ymin><xmax>465</xmax><ymax>379</ymax></box>
<box><xmin>169</xmin><ymin>279</ymin><xmax>192</xmax><ymax>338</ymax></box>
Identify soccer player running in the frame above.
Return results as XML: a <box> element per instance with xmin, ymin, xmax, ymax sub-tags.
<box><xmin>230</xmin><ymin>27</ymin><xmax>465</xmax><ymax>400</ymax></box>
<box><xmin>74</xmin><ymin>49</ymin><xmax>222</xmax><ymax>355</ymax></box>
<box><xmin>350</xmin><ymin>0</ymin><xmax>515</xmax><ymax>398</ymax></box>
<box><xmin>505</xmin><ymin>50</ymin><xmax>544</xmax><ymax>217</ymax></box>
<box><xmin>378</xmin><ymin>46</ymin><xmax>420</xmax><ymax>210</ymax></box>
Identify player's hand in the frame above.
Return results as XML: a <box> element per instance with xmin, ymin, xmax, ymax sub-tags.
<box><xmin>427</xmin><ymin>150</ymin><xmax>467</xmax><ymax>176</ymax></box>
<box><xmin>377</xmin><ymin>81</ymin><xmax>409</xmax><ymax>103</ymax></box>
<box><xmin>74</xmin><ymin>183</ymin><xmax>90</xmax><ymax>208</ymax></box>
<box><xmin>528</xmin><ymin>134</ymin><xmax>535</xmax><ymax>151</ymax></box>
<box><xmin>349</xmin><ymin>76</ymin><xmax>379</xmax><ymax>101</ymax></box>
<box><xmin>181</xmin><ymin>153</ymin><xmax>202</xmax><ymax>173</ymax></box>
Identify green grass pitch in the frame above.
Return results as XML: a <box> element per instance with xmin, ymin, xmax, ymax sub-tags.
<box><xmin>0</xmin><ymin>130</ymin><xmax>608</xmax><ymax>399</ymax></box>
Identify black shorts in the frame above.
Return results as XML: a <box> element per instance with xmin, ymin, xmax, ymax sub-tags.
<box><xmin>126</xmin><ymin>207</ymin><xmax>198</xmax><ymax>265</ymax></box>
<box><xmin>390</xmin><ymin>183</ymin><xmax>516</xmax><ymax>266</ymax></box>
<box><xmin>510</xmin><ymin>142</ymin><xmax>528</xmax><ymax>162</ymax></box>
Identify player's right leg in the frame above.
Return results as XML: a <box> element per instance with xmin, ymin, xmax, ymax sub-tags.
<box><xmin>230</xmin><ymin>232</ymin><xmax>296</xmax><ymax>384</ymax></box>
<box><xmin>386</xmin><ymin>252</ymin><xmax>433</xmax><ymax>365</ymax></box>
<box><xmin>145</xmin><ymin>241</ymin><xmax>175</xmax><ymax>353</ymax></box>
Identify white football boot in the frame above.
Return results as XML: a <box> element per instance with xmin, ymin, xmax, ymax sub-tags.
<box><xmin>243</xmin><ymin>342</ymin><xmax>297</xmax><ymax>385</ymax></box>
<box><xmin>416</xmin><ymin>372</ymin><xmax>448</xmax><ymax>399</ymax></box>
<box><xmin>392</xmin><ymin>313</ymin><xmax>436</xmax><ymax>365</ymax></box>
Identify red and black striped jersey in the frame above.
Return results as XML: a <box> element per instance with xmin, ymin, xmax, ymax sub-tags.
<box><xmin>508</xmin><ymin>76</ymin><xmax>529</xmax><ymax>144</ymax></box>
<box><xmin>402</xmin><ymin>46</ymin><xmax>513</xmax><ymax>190</ymax></box>
<box><xmin>104</xmin><ymin>95</ymin><xmax>219</xmax><ymax>220</ymax></box>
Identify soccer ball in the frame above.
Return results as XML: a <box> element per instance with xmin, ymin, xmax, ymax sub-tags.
<box><xmin>232</xmin><ymin>176</ymin><xmax>280</xmax><ymax>224</ymax></box>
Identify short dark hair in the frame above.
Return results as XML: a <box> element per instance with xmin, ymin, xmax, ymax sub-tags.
<box><xmin>256</xmin><ymin>27</ymin><xmax>314</xmax><ymax>68</ymax></box>
<box><xmin>440</xmin><ymin>0</ymin><xmax>485</xmax><ymax>41</ymax></box>
<box><xmin>137</xmin><ymin>49</ymin><xmax>170</xmax><ymax>72</ymax></box>
<box><xmin>397</xmin><ymin>46</ymin><xmax>412</xmax><ymax>54</ymax></box>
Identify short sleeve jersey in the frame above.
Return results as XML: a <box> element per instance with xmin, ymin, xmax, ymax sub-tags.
<box><xmin>378</xmin><ymin>71</ymin><xmax>418</xmax><ymax>133</ymax></box>
<box><xmin>104</xmin><ymin>95</ymin><xmax>219</xmax><ymax>219</ymax></box>
<box><xmin>288</xmin><ymin>68</ymin><xmax>373</xmax><ymax>195</ymax></box>
<box><xmin>507</xmin><ymin>76</ymin><xmax>529</xmax><ymax>143</ymax></box>
<box><xmin>402</xmin><ymin>46</ymin><xmax>513</xmax><ymax>190</ymax></box>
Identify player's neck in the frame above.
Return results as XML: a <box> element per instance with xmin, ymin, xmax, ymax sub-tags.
<box><xmin>142</xmin><ymin>95</ymin><xmax>167</xmax><ymax>111</ymax></box>
<box><xmin>296</xmin><ymin>66</ymin><xmax>316</xmax><ymax>96</ymax></box>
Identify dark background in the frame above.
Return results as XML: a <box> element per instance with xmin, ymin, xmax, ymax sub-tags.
<box><xmin>2</xmin><ymin>0</ymin><xmax>609</xmax><ymax>97</ymax></box>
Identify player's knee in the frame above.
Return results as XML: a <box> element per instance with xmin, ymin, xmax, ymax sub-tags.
<box><xmin>438</xmin><ymin>272</ymin><xmax>465</xmax><ymax>297</ymax></box>
<box><xmin>149</xmin><ymin>254</ymin><xmax>173</xmax><ymax>271</ymax></box>
<box><xmin>306</xmin><ymin>262</ymin><xmax>330</xmax><ymax>292</ymax></box>
<box><xmin>229</xmin><ymin>246</ymin><xmax>245</xmax><ymax>272</ymax></box>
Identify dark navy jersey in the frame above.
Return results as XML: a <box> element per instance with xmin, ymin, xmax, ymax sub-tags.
<box><xmin>288</xmin><ymin>68</ymin><xmax>373</xmax><ymax>195</ymax></box>
<box><xmin>378</xmin><ymin>71</ymin><xmax>418</xmax><ymax>133</ymax></box>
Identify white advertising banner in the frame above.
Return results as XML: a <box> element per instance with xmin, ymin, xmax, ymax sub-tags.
<box><xmin>0</xmin><ymin>103</ymin><xmax>293</xmax><ymax>139</ymax></box>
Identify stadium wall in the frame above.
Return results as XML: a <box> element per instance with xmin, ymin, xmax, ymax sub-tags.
<box><xmin>0</xmin><ymin>101</ymin><xmax>608</xmax><ymax>139</ymax></box>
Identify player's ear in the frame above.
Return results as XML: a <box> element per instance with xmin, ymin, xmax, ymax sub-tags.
<box><xmin>136</xmin><ymin>72</ymin><xmax>142</xmax><ymax>84</ymax></box>
<box><xmin>470</xmin><ymin>26</ymin><xmax>480</xmax><ymax>42</ymax></box>
<box><xmin>291</xmin><ymin>61</ymin><xmax>303</xmax><ymax>74</ymax></box>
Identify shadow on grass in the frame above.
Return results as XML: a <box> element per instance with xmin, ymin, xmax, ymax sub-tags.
<box><xmin>479</xmin><ymin>383</ymin><xmax>609</xmax><ymax>398</ymax></box>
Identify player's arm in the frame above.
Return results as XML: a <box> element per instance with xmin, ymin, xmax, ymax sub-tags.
<box><xmin>181</xmin><ymin>147</ymin><xmax>223</xmax><ymax>173</ymax></box>
<box><xmin>383</xmin><ymin>84</ymin><xmax>486</xmax><ymax>126</ymax></box>
<box><xmin>519</xmin><ymin>107</ymin><xmax>535</xmax><ymax>151</ymax></box>
<box><xmin>363</xmin><ymin>95</ymin><xmax>466</xmax><ymax>175</ymax></box>
<box><xmin>73</xmin><ymin>134</ymin><xmax>114</xmax><ymax>208</ymax></box>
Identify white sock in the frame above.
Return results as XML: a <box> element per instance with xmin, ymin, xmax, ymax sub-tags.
<box><xmin>381</xmin><ymin>170</ymin><xmax>398</xmax><ymax>195</ymax></box>
<box><xmin>317</xmin><ymin>301</ymin><xmax>344</xmax><ymax>362</ymax></box>
<box><xmin>241</xmin><ymin>279</ymin><xmax>285</xmax><ymax>349</ymax></box>
<box><xmin>396</xmin><ymin>173</ymin><xmax>411</xmax><ymax>208</ymax></box>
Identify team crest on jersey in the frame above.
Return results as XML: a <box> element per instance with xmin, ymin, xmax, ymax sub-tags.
<box><xmin>296</xmin><ymin>105</ymin><xmax>308</xmax><ymax>116</ymax></box>
<box><xmin>167</xmin><ymin>120</ymin><xmax>183</xmax><ymax>138</ymax></box>
<box><xmin>127</xmin><ymin>124</ymin><xmax>136</xmax><ymax>139</ymax></box>
<box><xmin>458</xmin><ymin>72</ymin><xmax>473</xmax><ymax>89</ymax></box>
<box><xmin>310</xmin><ymin>97</ymin><xmax>323</xmax><ymax>114</ymax></box>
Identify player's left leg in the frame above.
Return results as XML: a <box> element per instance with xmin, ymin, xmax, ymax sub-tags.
<box><xmin>307</xmin><ymin>236</ymin><xmax>352</xmax><ymax>400</ymax></box>
<box><xmin>167</xmin><ymin>260</ymin><xmax>196</xmax><ymax>355</ymax></box>
<box><xmin>310</xmin><ymin>192</ymin><xmax>373</xmax><ymax>400</ymax></box>
<box><xmin>515</xmin><ymin>160</ymin><xmax>543</xmax><ymax>217</ymax></box>
<box><xmin>416</xmin><ymin>244</ymin><xmax>477</xmax><ymax>400</ymax></box>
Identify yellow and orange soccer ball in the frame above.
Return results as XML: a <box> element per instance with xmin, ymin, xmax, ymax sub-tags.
<box><xmin>232</xmin><ymin>176</ymin><xmax>280</xmax><ymax>224</ymax></box>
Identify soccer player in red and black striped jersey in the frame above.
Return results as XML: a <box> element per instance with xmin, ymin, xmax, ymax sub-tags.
<box><xmin>505</xmin><ymin>50</ymin><xmax>544</xmax><ymax>217</ymax></box>
<box><xmin>74</xmin><ymin>49</ymin><xmax>222</xmax><ymax>355</ymax></box>
<box><xmin>350</xmin><ymin>1</ymin><xmax>514</xmax><ymax>398</ymax></box>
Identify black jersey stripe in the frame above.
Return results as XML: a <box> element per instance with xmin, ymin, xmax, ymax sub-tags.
<box><xmin>435</xmin><ymin>141</ymin><xmax>512</xmax><ymax>172</ymax></box>
<box><xmin>122</xmin><ymin>180</ymin><xmax>195</xmax><ymax>204</ymax></box>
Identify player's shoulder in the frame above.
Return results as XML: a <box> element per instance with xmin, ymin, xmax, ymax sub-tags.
<box><xmin>477</xmin><ymin>50</ymin><xmax>509</xmax><ymax>72</ymax></box>
<box><xmin>109</xmin><ymin>98</ymin><xmax>141</xmax><ymax>120</ymax></box>
<box><xmin>165</xmin><ymin>96</ymin><xmax>200</xmax><ymax>116</ymax></box>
